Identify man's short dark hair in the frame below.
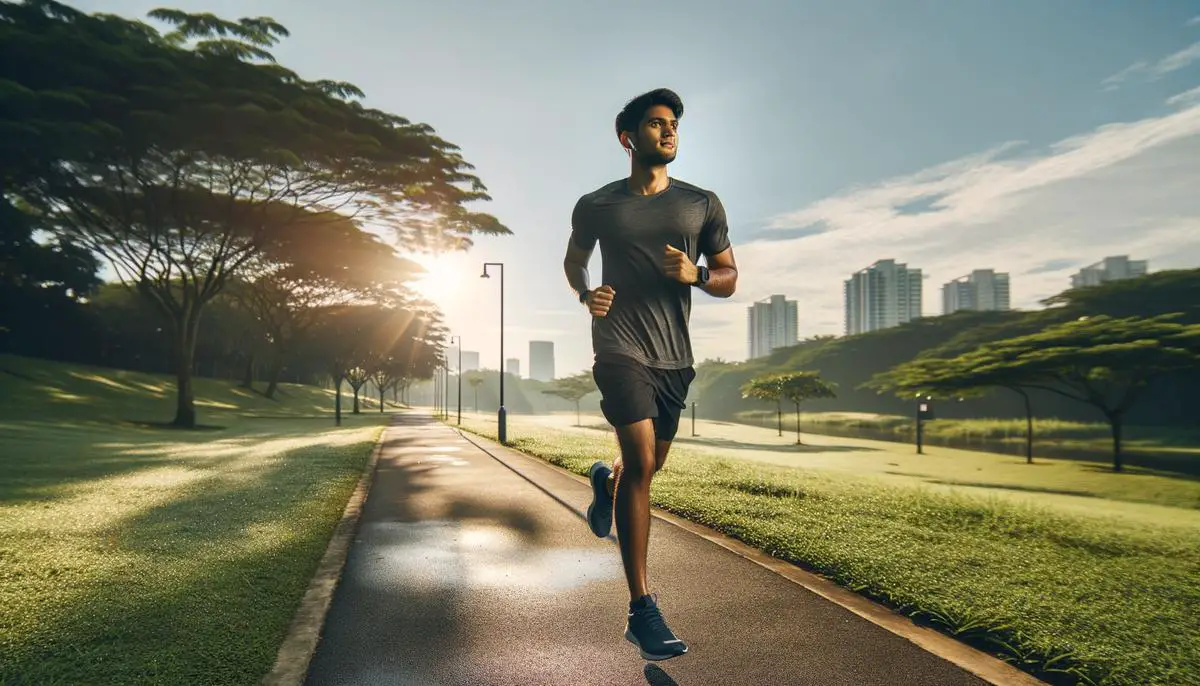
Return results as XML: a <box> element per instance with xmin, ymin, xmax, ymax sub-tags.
<box><xmin>614</xmin><ymin>88</ymin><xmax>684</xmax><ymax>137</ymax></box>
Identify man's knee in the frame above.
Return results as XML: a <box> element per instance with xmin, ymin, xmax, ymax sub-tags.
<box><xmin>614</xmin><ymin>420</ymin><xmax>657</xmax><ymax>477</ymax></box>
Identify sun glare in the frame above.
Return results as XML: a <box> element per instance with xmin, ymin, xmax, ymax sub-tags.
<box><xmin>411</xmin><ymin>254</ymin><xmax>466</xmax><ymax>300</ymax></box>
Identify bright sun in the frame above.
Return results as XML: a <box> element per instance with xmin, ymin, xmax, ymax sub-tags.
<box><xmin>410</xmin><ymin>254</ymin><xmax>467</xmax><ymax>300</ymax></box>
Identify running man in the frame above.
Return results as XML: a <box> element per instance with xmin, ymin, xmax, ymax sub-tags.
<box><xmin>562</xmin><ymin>88</ymin><xmax>739</xmax><ymax>661</ymax></box>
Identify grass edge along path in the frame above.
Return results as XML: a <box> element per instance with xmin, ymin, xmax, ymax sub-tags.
<box><xmin>451</xmin><ymin>417</ymin><xmax>1200</xmax><ymax>686</ymax></box>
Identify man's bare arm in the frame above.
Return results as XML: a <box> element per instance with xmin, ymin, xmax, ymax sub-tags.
<box><xmin>700</xmin><ymin>247</ymin><xmax>738</xmax><ymax>298</ymax></box>
<box><xmin>563</xmin><ymin>241</ymin><xmax>593</xmax><ymax>299</ymax></box>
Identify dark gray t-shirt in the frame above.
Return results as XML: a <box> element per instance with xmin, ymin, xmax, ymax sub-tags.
<box><xmin>570</xmin><ymin>178</ymin><xmax>731</xmax><ymax>369</ymax></box>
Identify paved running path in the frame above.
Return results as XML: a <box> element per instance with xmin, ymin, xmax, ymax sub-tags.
<box><xmin>304</xmin><ymin>413</ymin><xmax>993</xmax><ymax>685</ymax></box>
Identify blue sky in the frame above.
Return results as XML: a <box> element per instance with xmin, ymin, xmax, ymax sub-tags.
<box><xmin>75</xmin><ymin>0</ymin><xmax>1200</xmax><ymax>378</ymax></box>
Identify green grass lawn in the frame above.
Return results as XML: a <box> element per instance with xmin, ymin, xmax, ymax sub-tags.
<box><xmin>0</xmin><ymin>355</ymin><xmax>390</xmax><ymax>684</ymax></box>
<box><xmin>454</xmin><ymin>412</ymin><xmax>1200</xmax><ymax>686</ymax></box>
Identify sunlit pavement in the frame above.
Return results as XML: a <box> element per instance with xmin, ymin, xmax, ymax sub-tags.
<box><xmin>304</xmin><ymin>412</ymin><xmax>989</xmax><ymax>686</ymax></box>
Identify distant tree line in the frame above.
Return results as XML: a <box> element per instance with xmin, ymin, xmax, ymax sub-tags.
<box><xmin>702</xmin><ymin>269</ymin><xmax>1200</xmax><ymax>470</ymax></box>
<box><xmin>0</xmin><ymin>1</ymin><xmax>509</xmax><ymax>426</ymax></box>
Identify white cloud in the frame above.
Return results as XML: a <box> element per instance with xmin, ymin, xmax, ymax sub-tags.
<box><xmin>1188</xmin><ymin>16</ymin><xmax>1200</xmax><ymax>27</ymax></box>
<box><xmin>692</xmin><ymin>96</ymin><xmax>1200</xmax><ymax>364</ymax></box>
<box><xmin>1101</xmin><ymin>61</ymin><xmax>1149</xmax><ymax>91</ymax></box>
<box><xmin>1157</xmin><ymin>42</ymin><xmax>1200</xmax><ymax>75</ymax></box>
<box><xmin>1168</xmin><ymin>85</ymin><xmax>1200</xmax><ymax>108</ymax></box>
<box><xmin>1102</xmin><ymin>41</ymin><xmax>1200</xmax><ymax>90</ymax></box>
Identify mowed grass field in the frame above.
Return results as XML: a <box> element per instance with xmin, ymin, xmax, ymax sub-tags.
<box><xmin>453</xmin><ymin>411</ymin><xmax>1200</xmax><ymax>686</ymax></box>
<box><xmin>0</xmin><ymin>355</ymin><xmax>389</xmax><ymax>684</ymax></box>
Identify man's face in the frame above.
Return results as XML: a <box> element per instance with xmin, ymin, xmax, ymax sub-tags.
<box><xmin>629</xmin><ymin>104</ymin><xmax>678</xmax><ymax>165</ymax></box>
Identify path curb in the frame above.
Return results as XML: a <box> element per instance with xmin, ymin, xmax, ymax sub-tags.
<box><xmin>261</xmin><ymin>419</ymin><xmax>391</xmax><ymax>686</ymax></box>
<box><xmin>454</xmin><ymin>426</ymin><xmax>1047</xmax><ymax>686</ymax></box>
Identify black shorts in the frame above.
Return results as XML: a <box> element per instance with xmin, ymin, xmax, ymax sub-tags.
<box><xmin>592</xmin><ymin>355</ymin><xmax>696</xmax><ymax>442</ymax></box>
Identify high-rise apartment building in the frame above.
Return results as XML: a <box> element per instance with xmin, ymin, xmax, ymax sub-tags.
<box><xmin>844</xmin><ymin>259</ymin><xmax>923</xmax><ymax>335</ymax></box>
<box><xmin>942</xmin><ymin>269</ymin><xmax>1011</xmax><ymax>314</ymax></box>
<box><xmin>506</xmin><ymin>358</ymin><xmax>520</xmax><ymax>377</ymax></box>
<box><xmin>458</xmin><ymin>351</ymin><xmax>480</xmax><ymax>373</ymax></box>
<box><xmin>529</xmin><ymin>341</ymin><xmax>555</xmax><ymax>382</ymax></box>
<box><xmin>1070</xmin><ymin>256</ymin><xmax>1148</xmax><ymax>289</ymax></box>
<box><xmin>747</xmin><ymin>295</ymin><xmax>799</xmax><ymax>359</ymax></box>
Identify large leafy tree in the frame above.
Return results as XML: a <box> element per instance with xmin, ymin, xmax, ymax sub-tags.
<box><xmin>743</xmin><ymin>371</ymin><xmax>837</xmax><ymax>444</ymax></box>
<box><xmin>2</xmin><ymin>2</ymin><xmax>508</xmax><ymax>427</ymax></box>
<box><xmin>877</xmin><ymin>315</ymin><xmax>1200</xmax><ymax>471</ymax></box>
<box><xmin>541</xmin><ymin>371</ymin><xmax>597</xmax><ymax>426</ymax></box>
<box><xmin>866</xmin><ymin>355</ymin><xmax>1035</xmax><ymax>461</ymax></box>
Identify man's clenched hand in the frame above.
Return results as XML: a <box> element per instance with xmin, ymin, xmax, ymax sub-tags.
<box><xmin>663</xmin><ymin>244</ymin><xmax>699</xmax><ymax>285</ymax></box>
<box><xmin>586</xmin><ymin>285</ymin><xmax>615</xmax><ymax>317</ymax></box>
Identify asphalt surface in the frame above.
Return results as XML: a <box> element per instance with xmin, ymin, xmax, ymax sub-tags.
<box><xmin>304</xmin><ymin>413</ymin><xmax>989</xmax><ymax>686</ymax></box>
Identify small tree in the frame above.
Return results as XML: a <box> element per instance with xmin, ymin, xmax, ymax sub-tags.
<box><xmin>467</xmin><ymin>373</ymin><xmax>484</xmax><ymax>412</ymax></box>
<box><xmin>740</xmin><ymin>374</ymin><xmax>785</xmax><ymax>436</ymax></box>
<box><xmin>541</xmin><ymin>371</ymin><xmax>598</xmax><ymax>425</ymax></box>
<box><xmin>744</xmin><ymin>371</ymin><xmax>837</xmax><ymax>444</ymax></box>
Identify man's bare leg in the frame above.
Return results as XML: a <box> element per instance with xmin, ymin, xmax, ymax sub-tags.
<box><xmin>611</xmin><ymin>419</ymin><xmax>657</xmax><ymax>601</ymax></box>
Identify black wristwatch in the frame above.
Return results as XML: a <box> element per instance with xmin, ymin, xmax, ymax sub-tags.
<box><xmin>579</xmin><ymin>289</ymin><xmax>590</xmax><ymax>305</ymax></box>
<box><xmin>692</xmin><ymin>266</ymin><xmax>710</xmax><ymax>287</ymax></box>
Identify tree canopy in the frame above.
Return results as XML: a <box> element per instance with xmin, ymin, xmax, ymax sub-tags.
<box><xmin>1</xmin><ymin>1</ymin><xmax>509</xmax><ymax>426</ymax></box>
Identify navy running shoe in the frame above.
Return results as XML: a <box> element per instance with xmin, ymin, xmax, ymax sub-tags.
<box><xmin>586</xmin><ymin>461</ymin><xmax>613</xmax><ymax>537</ymax></box>
<box><xmin>625</xmin><ymin>594</ymin><xmax>688</xmax><ymax>661</ymax></box>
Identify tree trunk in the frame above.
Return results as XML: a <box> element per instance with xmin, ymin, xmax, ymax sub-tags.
<box><xmin>776</xmin><ymin>399</ymin><xmax>782</xmax><ymax>437</ymax></box>
<box><xmin>334</xmin><ymin>374</ymin><xmax>342</xmax><ymax>426</ymax></box>
<box><xmin>353</xmin><ymin>386</ymin><xmax>360</xmax><ymax>414</ymax></box>
<box><xmin>576</xmin><ymin>400</ymin><xmax>581</xmax><ymax>426</ymax></box>
<box><xmin>795</xmin><ymin>404</ymin><xmax>803</xmax><ymax>444</ymax></box>
<box><xmin>379</xmin><ymin>385</ymin><xmax>385</xmax><ymax>413</ymax></box>
<box><xmin>1020</xmin><ymin>389</ymin><xmax>1034</xmax><ymax>464</ymax></box>
<box><xmin>264</xmin><ymin>347</ymin><xmax>284</xmax><ymax>399</ymax></box>
<box><xmin>474</xmin><ymin>388</ymin><xmax>478</xmax><ymax>412</ymax></box>
<box><xmin>171</xmin><ymin>312</ymin><xmax>200</xmax><ymax>428</ymax></box>
<box><xmin>1109</xmin><ymin>412</ymin><xmax>1124</xmax><ymax>472</ymax></box>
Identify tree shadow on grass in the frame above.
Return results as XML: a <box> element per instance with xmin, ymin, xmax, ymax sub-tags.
<box><xmin>1075</xmin><ymin>462</ymin><xmax>1200</xmax><ymax>484</ymax></box>
<box><xmin>918</xmin><ymin>478</ymin><xmax>1102</xmax><ymax>499</ymax></box>
<box><xmin>4</xmin><ymin>417</ymin><xmax>551</xmax><ymax>684</ymax></box>
<box><xmin>0</xmin><ymin>421</ymin><xmax>265</xmax><ymax>505</ymax></box>
<box><xmin>672</xmin><ymin>435</ymin><xmax>878</xmax><ymax>454</ymax></box>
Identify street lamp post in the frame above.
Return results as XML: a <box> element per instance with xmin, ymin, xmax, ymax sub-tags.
<box><xmin>915</xmin><ymin>394</ymin><xmax>934</xmax><ymax>454</ymax></box>
<box><xmin>449</xmin><ymin>335</ymin><xmax>462</xmax><ymax>425</ymax></box>
<box><xmin>481</xmin><ymin>262</ymin><xmax>506</xmax><ymax>444</ymax></box>
<box><xmin>442</xmin><ymin>358</ymin><xmax>449</xmax><ymax>420</ymax></box>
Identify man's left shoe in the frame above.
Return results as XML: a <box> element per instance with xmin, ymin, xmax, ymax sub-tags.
<box><xmin>586</xmin><ymin>461</ymin><xmax>613</xmax><ymax>537</ymax></box>
<box><xmin>625</xmin><ymin>594</ymin><xmax>689</xmax><ymax>661</ymax></box>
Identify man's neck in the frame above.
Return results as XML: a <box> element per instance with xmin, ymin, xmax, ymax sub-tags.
<box><xmin>626</xmin><ymin>163</ymin><xmax>670</xmax><ymax>196</ymax></box>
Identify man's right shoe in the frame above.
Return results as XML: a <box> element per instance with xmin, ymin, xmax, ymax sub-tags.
<box><xmin>625</xmin><ymin>594</ymin><xmax>688</xmax><ymax>661</ymax></box>
<box><xmin>586</xmin><ymin>461</ymin><xmax>613</xmax><ymax>538</ymax></box>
